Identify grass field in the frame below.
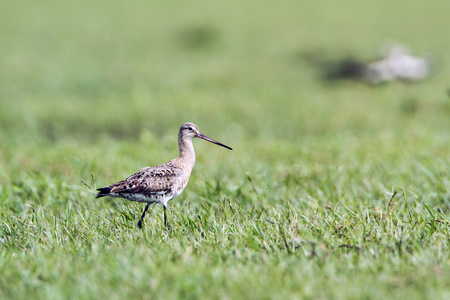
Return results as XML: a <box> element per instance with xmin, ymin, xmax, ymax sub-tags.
<box><xmin>1</xmin><ymin>0</ymin><xmax>449</xmax><ymax>299</ymax></box>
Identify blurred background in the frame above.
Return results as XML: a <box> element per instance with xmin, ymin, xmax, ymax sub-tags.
<box><xmin>0</xmin><ymin>0</ymin><xmax>449</xmax><ymax>189</ymax></box>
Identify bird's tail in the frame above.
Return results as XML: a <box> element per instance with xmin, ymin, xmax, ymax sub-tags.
<box><xmin>96</xmin><ymin>187</ymin><xmax>112</xmax><ymax>198</ymax></box>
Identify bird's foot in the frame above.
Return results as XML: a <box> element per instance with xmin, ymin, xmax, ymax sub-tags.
<box><xmin>137</xmin><ymin>219</ymin><xmax>144</xmax><ymax>229</ymax></box>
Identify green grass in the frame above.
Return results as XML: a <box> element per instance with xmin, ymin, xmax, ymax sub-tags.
<box><xmin>1</xmin><ymin>0</ymin><xmax>449</xmax><ymax>299</ymax></box>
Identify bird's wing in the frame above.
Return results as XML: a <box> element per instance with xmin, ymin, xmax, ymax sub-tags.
<box><xmin>107</xmin><ymin>162</ymin><xmax>184</xmax><ymax>196</ymax></box>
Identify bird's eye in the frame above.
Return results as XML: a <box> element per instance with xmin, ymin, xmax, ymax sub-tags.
<box><xmin>188</xmin><ymin>127</ymin><xmax>193</xmax><ymax>131</ymax></box>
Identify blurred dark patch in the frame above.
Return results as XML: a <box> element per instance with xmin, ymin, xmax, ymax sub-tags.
<box><xmin>321</xmin><ymin>59</ymin><xmax>369</xmax><ymax>81</ymax></box>
<box><xmin>400</xmin><ymin>98</ymin><xmax>419</xmax><ymax>115</ymax></box>
<box><xmin>176</xmin><ymin>24</ymin><xmax>219</xmax><ymax>50</ymax></box>
<box><xmin>297</xmin><ymin>49</ymin><xmax>370</xmax><ymax>83</ymax></box>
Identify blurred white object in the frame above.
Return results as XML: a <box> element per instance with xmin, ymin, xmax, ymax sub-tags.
<box><xmin>365</xmin><ymin>45</ymin><xmax>435</xmax><ymax>83</ymax></box>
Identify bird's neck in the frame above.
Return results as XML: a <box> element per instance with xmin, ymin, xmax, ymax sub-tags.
<box><xmin>177</xmin><ymin>137</ymin><xmax>196</xmax><ymax>169</ymax></box>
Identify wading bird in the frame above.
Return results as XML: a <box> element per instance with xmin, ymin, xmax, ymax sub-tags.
<box><xmin>96</xmin><ymin>122</ymin><xmax>232</xmax><ymax>229</ymax></box>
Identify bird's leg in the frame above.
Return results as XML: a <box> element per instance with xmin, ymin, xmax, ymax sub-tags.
<box><xmin>137</xmin><ymin>203</ymin><xmax>151</xmax><ymax>229</ymax></box>
<box><xmin>163</xmin><ymin>205</ymin><xmax>171</xmax><ymax>230</ymax></box>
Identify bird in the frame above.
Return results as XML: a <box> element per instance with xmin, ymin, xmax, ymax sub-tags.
<box><xmin>96</xmin><ymin>122</ymin><xmax>232</xmax><ymax>229</ymax></box>
<box><xmin>315</xmin><ymin>43</ymin><xmax>436</xmax><ymax>84</ymax></box>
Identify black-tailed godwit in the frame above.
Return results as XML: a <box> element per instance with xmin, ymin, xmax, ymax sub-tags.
<box><xmin>96</xmin><ymin>122</ymin><xmax>232</xmax><ymax>229</ymax></box>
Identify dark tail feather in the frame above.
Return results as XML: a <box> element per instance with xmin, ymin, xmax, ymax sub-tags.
<box><xmin>96</xmin><ymin>187</ymin><xmax>112</xmax><ymax>198</ymax></box>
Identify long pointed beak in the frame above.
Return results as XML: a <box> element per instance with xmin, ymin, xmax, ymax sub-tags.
<box><xmin>197</xmin><ymin>133</ymin><xmax>233</xmax><ymax>150</ymax></box>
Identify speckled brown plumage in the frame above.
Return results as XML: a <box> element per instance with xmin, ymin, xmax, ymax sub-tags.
<box><xmin>96</xmin><ymin>122</ymin><xmax>232</xmax><ymax>229</ymax></box>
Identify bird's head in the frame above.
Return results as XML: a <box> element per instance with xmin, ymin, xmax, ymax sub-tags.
<box><xmin>178</xmin><ymin>122</ymin><xmax>232</xmax><ymax>150</ymax></box>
